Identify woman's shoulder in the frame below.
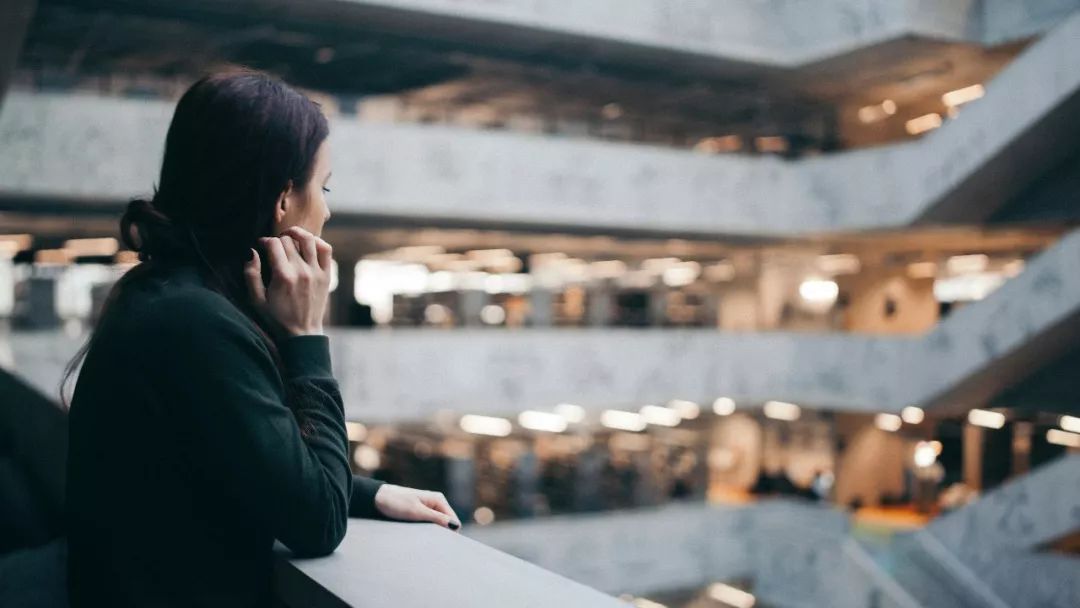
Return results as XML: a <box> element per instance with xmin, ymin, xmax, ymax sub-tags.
<box><xmin>118</xmin><ymin>267</ymin><xmax>259</xmax><ymax>341</ymax></box>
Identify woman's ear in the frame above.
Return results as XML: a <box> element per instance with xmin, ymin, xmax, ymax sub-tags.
<box><xmin>274</xmin><ymin>180</ymin><xmax>295</xmax><ymax>226</ymax></box>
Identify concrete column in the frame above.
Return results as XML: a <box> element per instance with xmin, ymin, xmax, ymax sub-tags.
<box><xmin>19</xmin><ymin>277</ymin><xmax>61</xmax><ymax>329</ymax></box>
<box><xmin>528</xmin><ymin>288</ymin><xmax>554</xmax><ymax>327</ymax></box>
<box><xmin>329</xmin><ymin>258</ymin><xmax>357</xmax><ymax>327</ymax></box>
<box><xmin>457</xmin><ymin>289</ymin><xmax>487</xmax><ymax>327</ymax></box>
<box><xmin>511</xmin><ymin>449</ymin><xmax>539</xmax><ymax>518</ymax></box>
<box><xmin>445</xmin><ymin>456</ymin><xmax>476</xmax><ymax>522</ymax></box>
<box><xmin>1012</xmin><ymin>421</ymin><xmax>1033</xmax><ymax>477</ymax></box>
<box><xmin>585</xmin><ymin>282</ymin><xmax>613</xmax><ymax>327</ymax></box>
<box><xmin>647</xmin><ymin>286</ymin><xmax>668</xmax><ymax>327</ymax></box>
<box><xmin>0</xmin><ymin>0</ymin><xmax>36</xmax><ymax>110</ymax></box>
<box><xmin>963</xmin><ymin>424</ymin><xmax>984</xmax><ymax>492</ymax></box>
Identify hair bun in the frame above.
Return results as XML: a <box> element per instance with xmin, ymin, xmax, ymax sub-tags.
<box><xmin>120</xmin><ymin>198</ymin><xmax>188</xmax><ymax>263</ymax></box>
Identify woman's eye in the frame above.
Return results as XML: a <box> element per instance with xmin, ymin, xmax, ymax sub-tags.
<box><xmin>322</xmin><ymin>187</ymin><xmax>331</xmax><ymax>194</ymax></box>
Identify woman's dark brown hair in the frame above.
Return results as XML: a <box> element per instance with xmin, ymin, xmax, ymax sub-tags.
<box><xmin>61</xmin><ymin>69</ymin><xmax>329</xmax><ymax>423</ymax></box>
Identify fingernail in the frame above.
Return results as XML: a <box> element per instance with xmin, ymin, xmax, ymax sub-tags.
<box><xmin>448</xmin><ymin>521</ymin><xmax>460</xmax><ymax>531</ymax></box>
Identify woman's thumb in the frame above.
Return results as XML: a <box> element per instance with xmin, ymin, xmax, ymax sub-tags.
<box><xmin>245</xmin><ymin>248</ymin><xmax>266</xmax><ymax>304</ymax></box>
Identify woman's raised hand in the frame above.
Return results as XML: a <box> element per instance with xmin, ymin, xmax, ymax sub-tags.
<box><xmin>245</xmin><ymin>226</ymin><xmax>332</xmax><ymax>336</ymax></box>
<box><xmin>374</xmin><ymin>485</ymin><xmax>463</xmax><ymax>531</ymax></box>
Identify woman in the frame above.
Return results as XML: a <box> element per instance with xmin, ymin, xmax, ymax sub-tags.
<box><xmin>64</xmin><ymin>70</ymin><xmax>460</xmax><ymax>607</ymax></box>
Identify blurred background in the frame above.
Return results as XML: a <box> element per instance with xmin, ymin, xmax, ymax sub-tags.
<box><xmin>1</xmin><ymin>1</ymin><xmax>1080</xmax><ymax>607</ymax></box>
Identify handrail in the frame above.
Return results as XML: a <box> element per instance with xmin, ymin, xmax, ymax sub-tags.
<box><xmin>840</xmin><ymin>538</ymin><xmax>923</xmax><ymax>608</ymax></box>
<box><xmin>910</xmin><ymin>531</ymin><xmax>1011</xmax><ymax>608</ymax></box>
<box><xmin>272</xmin><ymin>519</ymin><xmax>627</xmax><ymax>608</ymax></box>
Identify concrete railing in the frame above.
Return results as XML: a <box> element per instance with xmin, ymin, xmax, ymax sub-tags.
<box><xmin>274</xmin><ymin>519</ymin><xmax>625</xmax><ymax>608</ymax></box>
<box><xmin>922</xmin><ymin>453</ymin><xmax>1080</xmax><ymax>608</ymax></box>
<box><xmin>7</xmin><ymin>229</ymin><xmax>1080</xmax><ymax>420</ymax></box>
<box><xmin>3</xmin><ymin>13</ymin><xmax>1080</xmax><ymax>236</ymax></box>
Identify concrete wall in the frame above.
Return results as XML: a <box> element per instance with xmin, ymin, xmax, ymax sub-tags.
<box><xmin>2</xmin><ymin>12</ymin><xmax>1079</xmax><ymax>236</ymax></box>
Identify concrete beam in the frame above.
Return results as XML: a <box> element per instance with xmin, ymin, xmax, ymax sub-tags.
<box><xmin>2</xmin><ymin>13</ymin><xmax>1079</xmax><ymax>236</ymax></box>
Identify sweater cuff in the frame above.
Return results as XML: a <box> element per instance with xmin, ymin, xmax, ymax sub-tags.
<box><xmin>280</xmin><ymin>334</ymin><xmax>333</xmax><ymax>380</ymax></box>
<box><xmin>349</xmin><ymin>475</ymin><xmax>386</xmax><ymax>519</ymax></box>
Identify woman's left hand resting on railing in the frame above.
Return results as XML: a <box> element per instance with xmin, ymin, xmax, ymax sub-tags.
<box><xmin>374</xmin><ymin>486</ymin><xmax>462</xmax><ymax>531</ymax></box>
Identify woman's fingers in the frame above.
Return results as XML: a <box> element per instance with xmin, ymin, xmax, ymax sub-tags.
<box><xmin>279</xmin><ymin>233</ymin><xmax>302</xmax><ymax>264</ymax></box>
<box><xmin>419</xmin><ymin>492</ymin><xmax>461</xmax><ymax>530</ymax></box>
<box><xmin>314</xmin><ymin>238</ymin><xmax>333</xmax><ymax>273</ymax></box>
<box><xmin>281</xmin><ymin>226</ymin><xmax>319</xmax><ymax>266</ymax></box>
<box><xmin>261</xmin><ymin>237</ymin><xmax>290</xmax><ymax>281</ymax></box>
<box><xmin>244</xmin><ymin>248</ymin><xmax>266</xmax><ymax>305</ymax></box>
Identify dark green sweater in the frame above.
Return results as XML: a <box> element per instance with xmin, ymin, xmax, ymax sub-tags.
<box><xmin>66</xmin><ymin>264</ymin><xmax>383</xmax><ymax>607</ymax></box>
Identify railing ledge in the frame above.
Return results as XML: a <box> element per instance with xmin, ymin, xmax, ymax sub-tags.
<box><xmin>273</xmin><ymin>519</ymin><xmax>626</xmax><ymax>608</ymax></box>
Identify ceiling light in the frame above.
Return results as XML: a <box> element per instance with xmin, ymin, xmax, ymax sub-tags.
<box><xmin>901</xmin><ymin>406</ymin><xmax>925</xmax><ymax>424</ymax></box>
<box><xmin>640</xmin><ymin>405</ymin><xmax>681</xmax><ymax>427</ymax></box>
<box><xmin>764</xmin><ymin>401</ymin><xmax>800</xmax><ymax>421</ymax></box>
<box><xmin>1059</xmin><ymin>415</ymin><xmax>1080</xmax><ymax>434</ymax></box>
<box><xmin>875</xmin><ymin>413</ymin><xmax>903</xmax><ymax>432</ymax></box>
<box><xmin>459</xmin><ymin>414</ymin><xmax>513</xmax><ymax>437</ymax></box>
<box><xmin>967</xmin><ymin>409</ymin><xmax>1005</xmax><ymax>429</ymax></box>
<box><xmin>906</xmin><ymin>113</ymin><xmax>942</xmax><ymax>135</ymax></box>
<box><xmin>1047</xmin><ymin>428</ymin><xmax>1080</xmax><ymax>448</ymax></box>
<box><xmin>518</xmin><ymin>411</ymin><xmax>567</xmax><ymax>433</ymax></box>
<box><xmin>601</xmin><ymin>410</ymin><xmax>646</xmax><ymax>432</ymax></box>
<box><xmin>942</xmin><ymin>84</ymin><xmax>985</xmax><ymax>107</ymax></box>
<box><xmin>713</xmin><ymin>397</ymin><xmax>736</xmax><ymax>416</ymax></box>
<box><xmin>555</xmin><ymin>403</ymin><xmax>586</xmax><ymax>423</ymax></box>
<box><xmin>668</xmin><ymin>399</ymin><xmax>701</xmax><ymax>420</ymax></box>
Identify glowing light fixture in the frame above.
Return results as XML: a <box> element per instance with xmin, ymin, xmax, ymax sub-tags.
<box><xmin>602</xmin><ymin>409</ymin><xmax>647</xmax><ymax>432</ymax></box>
<box><xmin>799</xmin><ymin>279</ymin><xmax>839</xmax><ymax>305</ymax></box>
<box><xmin>473</xmin><ymin>506</ymin><xmax>496</xmax><ymax>525</ymax></box>
<box><xmin>967</xmin><ymin>409</ymin><xmax>1005</xmax><ymax>429</ymax></box>
<box><xmin>555</xmin><ymin>403</ymin><xmax>586</xmax><ymax>423</ymax></box>
<box><xmin>713</xmin><ymin>397</ymin><xmax>736</xmax><ymax>416</ymax></box>
<box><xmin>640</xmin><ymin>405</ymin><xmax>681</xmax><ymax>427</ymax></box>
<box><xmin>901</xmin><ymin>406</ymin><xmax>925</xmax><ymax>425</ymax></box>
<box><xmin>764</xmin><ymin>401</ymin><xmax>801</xmax><ymax>421</ymax></box>
<box><xmin>906</xmin><ymin>113</ymin><xmax>942</xmax><ymax>135</ymax></box>
<box><xmin>913</xmin><ymin>441</ymin><xmax>939</xmax><ymax>468</ymax></box>
<box><xmin>668</xmin><ymin>399</ymin><xmax>701</xmax><ymax>420</ymax></box>
<box><xmin>875</xmin><ymin>413</ymin><xmax>903</xmax><ymax>432</ymax></box>
<box><xmin>518</xmin><ymin>410</ymin><xmax>567</xmax><ymax>433</ymax></box>
<box><xmin>1047</xmin><ymin>428</ymin><xmax>1080</xmax><ymax>448</ymax></box>
<box><xmin>942</xmin><ymin>84</ymin><xmax>985</xmax><ymax>108</ymax></box>
<box><xmin>459</xmin><ymin>414</ymin><xmax>513</xmax><ymax>437</ymax></box>
<box><xmin>345</xmin><ymin>421</ymin><xmax>368</xmax><ymax>442</ymax></box>
<box><xmin>1059</xmin><ymin>415</ymin><xmax>1080</xmax><ymax>434</ymax></box>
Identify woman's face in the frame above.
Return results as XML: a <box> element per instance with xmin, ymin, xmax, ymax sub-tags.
<box><xmin>274</xmin><ymin>140</ymin><xmax>332</xmax><ymax>237</ymax></box>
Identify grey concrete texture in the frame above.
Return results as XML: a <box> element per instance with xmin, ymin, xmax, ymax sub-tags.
<box><xmin>5</xmin><ymin>229</ymin><xmax>1080</xmax><ymax>421</ymax></box>
<box><xmin>926</xmin><ymin>454</ymin><xmax>1080</xmax><ymax>599</ymax></box>
<box><xmin>237</xmin><ymin>0</ymin><xmax>1074</xmax><ymax>67</ymax></box>
<box><xmin>467</xmin><ymin>470</ymin><xmax>1078</xmax><ymax>607</ymax></box>
<box><xmin>2</xmin><ymin>12</ymin><xmax>1079</xmax><ymax>236</ymax></box>
<box><xmin>466</xmin><ymin>499</ymin><xmax>913</xmax><ymax>607</ymax></box>
<box><xmin>275</xmin><ymin>518</ymin><xmax>626</xmax><ymax>608</ymax></box>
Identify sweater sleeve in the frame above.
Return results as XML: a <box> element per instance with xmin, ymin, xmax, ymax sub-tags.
<box><xmin>349</xmin><ymin>475</ymin><xmax>385</xmax><ymax>519</ymax></box>
<box><xmin>148</xmin><ymin>294</ymin><xmax>352</xmax><ymax>557</ymax></box>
